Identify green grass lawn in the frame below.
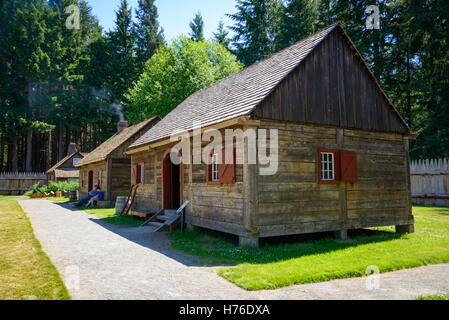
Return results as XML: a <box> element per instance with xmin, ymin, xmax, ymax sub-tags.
<box><xmin>169</xmin><ymin>206</ymin><xmax>449</xmax><ymax>291</ymax></box>
<box><xmin>0</xmin><ymin>199</ymin><xmax>70</xmax><ymax>300</ymax></box>
<box><xmin>0</xmin><ymin>195</ymin><xmax>29</xmax><ymax>201</ymax></box>
<box><xmin>80</xmin><ymin>207</ymin><xmax>143</xmax><ymax>227</ymax></box>
<box><xmin>417</xmin><ymin>294</ymin><xmax>449</xmax><ymax>300</ymax></box>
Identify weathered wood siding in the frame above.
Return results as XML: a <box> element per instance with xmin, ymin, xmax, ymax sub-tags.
<box><xmin>132</xmin><ymin>149</ymin><xmax>162</xmax><ymax>213</ymax></box>
<box><xmin>110</xmin><ymin>159</ymin><xmax>132</xmax><ymax>200</ymax></box>
<box><xmin>132</xmin><ymin>131</ymin><xmax>246</xmax><ymax>235</ymax></box>
<box><xmin>79</xmin><ymin>161</ymin><xmax>107</xmax><ymax>199</ymax></box>
<box><xmin>256</xmin><ymin>119</ymin><xmax>412</xmax><ymax>237</ymax></box>
<box><xmin>253</xmin><ymin>28</ymin><xmax>408</xmax><ymax>134</ymax></box>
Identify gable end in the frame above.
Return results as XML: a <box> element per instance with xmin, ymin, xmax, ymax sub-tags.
<box><xmin>253</xmin><ymin>26</ymin><xmax>410</xmax><ymax>134</ymax></box>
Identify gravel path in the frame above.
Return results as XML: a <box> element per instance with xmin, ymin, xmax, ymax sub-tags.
<box><xmin>18</xmin><ymin>199</ymin><xmax>449</xmax><ymax>300</ymax></box>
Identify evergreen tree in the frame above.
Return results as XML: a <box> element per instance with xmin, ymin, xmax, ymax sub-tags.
<box><xmin>107</xmin><ymin>0</ymin><xmax>137</xmax><ymax>101</ymax></box>
<box><xmin>189</xmin><ymin>12</ymin><xmax>205</xmax><ymax>42</ymax></box>
<box><xmin>213</xmin><ymin>19</ymin><xmax>231</xmax><ymax>50</ymax></box>
<box><xmin>11</xmin><ymin>0</ymin><xmax>51</xmax><ymax>171</ymax></box>
<box><xmin>134</xmin><ymin>0</ymin><xmax>165</xmax><ymax>70</ymax></box>
<box><xmin>279</xmin><ymin>0</ymin><xmax>319</xmax><ymax>49</ymax></box>
<box><xmin>227</xmin><ymin>0</ymin><xmax>284</xmax><ymax>66</ymax></box>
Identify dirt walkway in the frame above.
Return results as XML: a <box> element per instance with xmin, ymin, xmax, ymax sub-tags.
<box><xmin>19</xmin><ymin>199</ymin><xmax>449</xmax><ymax>300</ymax></box>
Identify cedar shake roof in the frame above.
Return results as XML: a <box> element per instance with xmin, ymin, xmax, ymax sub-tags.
<box><xmin>130</xmin><ymin>22</ymin><xmax>411</xmax><ymax>149</ymax></box>
<box><xmin>46</xmin><ymin>152</ymin><xmax>86</xmax><ymax>175</ymax></box>
<box><xmin>77</xmin><ymin>116</ymin><xmax>160</xmax><ymax>167</ymax></box>
<box><xmin>130</xmin><ymin>24</ymin><xmax>339</xmax><ymax>148</ymax></box>
<box><xmin>54</xmin><ymin>169</ymin><xmax>79</xmax><ymax>179</ymax></box>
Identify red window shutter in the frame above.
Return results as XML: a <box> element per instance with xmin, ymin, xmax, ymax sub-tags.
<box><xmin>341</xmin><ymin>151</ymin><xmax>358</xmax><ymax>182</ymax></box>
<box><xmin>334</xmin><ymin>150</ymin><xmax>341</xmax><ymax>182</ymax></box>
<box><xmin>219</xmin><ymin>148</ymin><xmax>236</xmax><ymax>184</ymax></box>
<box><xmin>132</xmin><ymin>165</ymin><xmax>137</xmax><ymax>185</ymax></box>
<box><xmin>206</xmin><ymin>151</ymin><xmax>212</xmax><ymax>183</ymax></box>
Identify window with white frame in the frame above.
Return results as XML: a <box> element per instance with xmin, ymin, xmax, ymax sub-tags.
<box><xmin>320</xmin><ymin>152</ymin><xmax>335</xmax><ymax>181</ymax></box>
<box><xmin>73</xmin><ymin>158</ymin><xmax>81</xmax><ymax>166</ymax></box>
<box><xmin>211</xmin><ymin>153</ymin><xmax>219</xmax><ymax>182</ymax></box>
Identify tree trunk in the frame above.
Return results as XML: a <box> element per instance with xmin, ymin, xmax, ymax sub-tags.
<box><xmin>11</xmin><ymin>135</ymin><xmax>18</xmax><ymax>172</ymax></box>
<box><xmin>26</xmin><ymin>129</ymin><xmax>32</xmax><ymax>172</ymax></box>
<box><xmin>58</xmin><ymin>123</ymin><xmax>63</xmax><ymax>161</ymax></box>
<box><xmin>26</xmin><ymin>79</ymin><xmax>33</xmax><ymax>172</ymax></box>
<box><xmin>47</xmin><ymin>130</ymin><xmax>52</xmax><ymax>171</ymax></box>
<box><xmin>0</xmin><ymin>132</ymin><xmax>4</xmax><ymax>171</ymax></box>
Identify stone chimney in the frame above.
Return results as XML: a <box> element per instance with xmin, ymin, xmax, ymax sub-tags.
<box><xmin>117</xmin><ymin>121</ymin><xmax>128</xmax><ymax>133</ymax></box>
<box><xmin>67</xmin><ymin>143</ymin><xmax>78</xmax><ymax>156</ymax></box>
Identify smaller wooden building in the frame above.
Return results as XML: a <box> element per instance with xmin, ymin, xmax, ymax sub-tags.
<box><xmin>76</xmin><ymin>117</ymin><xmax>160</xmax><ymax>202</ymax></box>
<box><xmin>46</xmin><ymin>143</ymin><xmax>86</xmax><ymax>182</ymax></box>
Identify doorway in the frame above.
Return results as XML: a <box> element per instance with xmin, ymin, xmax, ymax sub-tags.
<box><xmin>88</xmin><ymin>170</ymin><xmax>93</xmax><ymax>191</ymax></box>
<box><xmin>162</xmin><ymin>150</ymin><xmax>182</xmax><ymax>209</ymax></box>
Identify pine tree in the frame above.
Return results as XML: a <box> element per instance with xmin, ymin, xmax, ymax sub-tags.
<box><xmin>213</xmin><ymin>19</ymin><xmax>231</xmax><ymax>50</ymax></box>
<box><xmin>11</xmin><ymin>0</ymin><xmax>51</xmax><ymax>171</ymax></box>
<box><xmin>279</xmin><ymin>0</ymin><xmax>319</xmax><ymax>49</ymax></box>
<box><xmin>189</xmin><ymin>12</ymin><xmax>205</xmax><ymax>42</ymax></box>
<box><xmin>227</xmin><ymin>0</ymin><xmax>284</xmax><ymax>66</ymax></box>
<box><xmin>134</xmin><ymin>0</ymin><xmax>164</xmax><ymax>70</ymax></box>
<box><xmin>108</xmin><ymin>0</ymin><xmax>137</xmax><ymax>101</ymax></box>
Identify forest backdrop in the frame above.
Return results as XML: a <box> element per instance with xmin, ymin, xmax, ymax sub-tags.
<box><xmin>1</xmin><ymin>0</ymin><xmax>448</xmax><ymax>172</ymax></box>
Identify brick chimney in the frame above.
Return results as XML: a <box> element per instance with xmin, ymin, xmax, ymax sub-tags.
<box><xmin>67</xmin><ymin>143</ymin><xmax>78</xmax><ymax>156</ymax></box>
<box><xmin>117</xmin><ymin>121</ymin><xmax>128</xmax><ymax>133</ymax></box>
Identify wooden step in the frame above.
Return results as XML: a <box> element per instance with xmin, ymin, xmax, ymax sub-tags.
<box><xmin>157</xmin><ymin>215</ymin><xmax>171</xmax><ymax>221</ymax></box>
<box><xmin>148</xmin><ymin>222</ymin><xmax>164</xmax><ymax>228</ymax></box>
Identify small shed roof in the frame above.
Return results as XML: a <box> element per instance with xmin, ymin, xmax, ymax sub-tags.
<box><xmin>130</xmin><ymin>22</ymin><xmax>411</xmax><ymax>149</ymax></box>
<box><xmin>46</xmin><ymin>152</ymin><xmax>86</xmax><ymax>175</ymax></box>
<box><xmin>77</xmin><ymin>116</ymin><xmax>160</xmax><ymax>167</ymax></box>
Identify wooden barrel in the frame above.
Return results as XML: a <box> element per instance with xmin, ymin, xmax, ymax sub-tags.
<box><xmin>68</xmin><ymin>191</ymin><xmax>78</xmax><ymax>201</ymax></box>
<box><xmin>115</xmin><ymin>196</ymin><xmax>127</xmax><ymax>215</ymax></box>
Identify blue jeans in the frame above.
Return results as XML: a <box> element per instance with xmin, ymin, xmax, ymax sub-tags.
<box><xmin>76</xmin><ymin>195</ymin><xmax>93</xmax><ymax>206</ymax></box>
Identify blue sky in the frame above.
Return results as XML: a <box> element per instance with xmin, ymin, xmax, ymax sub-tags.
<box><xmin>88</xmin><ymin>0</ymin><xmax>238</xmax><ymax>41</ymax></box>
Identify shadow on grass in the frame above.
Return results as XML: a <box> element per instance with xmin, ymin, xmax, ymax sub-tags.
<box><xmin>168</xmin><ymin>227</ymin><xmax>404</xmax><ymax>266</ymax></box>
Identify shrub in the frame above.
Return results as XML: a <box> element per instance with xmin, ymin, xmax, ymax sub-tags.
<box><xmin>27</xmin><ymin>181</ymin><xmax>79</xmax><ymax>196</ymax></box>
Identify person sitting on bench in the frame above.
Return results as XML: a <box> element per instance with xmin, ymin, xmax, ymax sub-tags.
<box><xmin>75</xmin><ymin>185</ymin><xmax>99</xmax><ymax>206</ymax></box>
<box><xmin>86</xmin><ymin>187</ymin><xmax>102</xmax><ymax>207</ymax></box>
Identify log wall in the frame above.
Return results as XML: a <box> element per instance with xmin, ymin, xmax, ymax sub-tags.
<box><xmin>79</xmin><ymin>161</ymin><xmax>107</xmax><ymax>200</ymax></box>
<box><xmin>132</xmin><ymin>131</ymin><xmax>247</xmax><ymax>235</ymax></box>
<box><xmin>256</xmin><ymin>119</ymin><xmax>412</xmax><ymax>237</ymax></box>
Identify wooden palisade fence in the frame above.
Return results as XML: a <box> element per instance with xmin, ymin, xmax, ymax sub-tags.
<box><xmin>410</xmin><ymin>159</ymin><xmax>449</xmax><ymax>206</ymax></box>
<box><xmin>0</xmin><ymin>172</ymin><xmax>47</xmax><ymax>195</ymax></box>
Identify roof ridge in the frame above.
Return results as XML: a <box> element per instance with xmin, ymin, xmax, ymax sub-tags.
<box><xmin>146</xmin><ymin>23</ymin><xmax>340</xmax><ymax>131</ymax></box>
<box><xmin>77</xmin><ymin>116</ymin><xmax>159</xmax><ymax>166</ymax></box>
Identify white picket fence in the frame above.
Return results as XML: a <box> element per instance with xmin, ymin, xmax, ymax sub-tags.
<box><xmin>410</xmin><ymin>159</ymin><xmax>449</xmax><ymax>205</ymax></box>
<box><xmin>0</xmin><ymin>172</ymin><xmax>47</xmax><ymax>194</ymax></box>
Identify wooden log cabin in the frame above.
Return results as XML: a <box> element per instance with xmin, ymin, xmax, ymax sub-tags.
<box><xmin>126</xmin><ymin>23</ymin><xmax>415</xmax><ymax>247</ymax></box>
<box><xmin>76</xmin><ymin>117</ymin><xmax>160</xmax><ymax>202</ymax></box>
<box><xmin>46</xmin><ymin>143</ymin><xmax>86</xmax><ymax>183</ymax></box>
